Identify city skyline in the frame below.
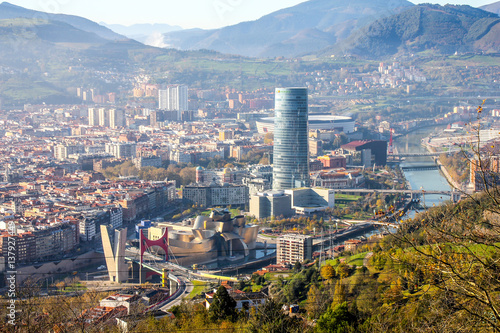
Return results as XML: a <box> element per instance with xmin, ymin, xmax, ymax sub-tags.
<box><xmin>3</xmin><ymin>0</ymin><xmax>495</xmax><ymax>29</ymax></box>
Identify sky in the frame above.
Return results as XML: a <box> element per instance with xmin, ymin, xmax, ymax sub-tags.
<box><xmin>3</xmin><ymin>0</ymin><xmax>497</xmax><ymax>29</ymax></box>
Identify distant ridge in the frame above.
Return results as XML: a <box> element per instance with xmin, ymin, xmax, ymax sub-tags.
<box><xmin>318</xmin><ymin>4</ymin><xmax>500</xmax><ymax>58</ymax></box>
<box><xmin>161</xmin><ymin>0</ymin><xmax>414</xmax><ymax>57</ymax></box>
<box><xmin>102</xmin><ymin>23</ymin><xmax>182</xmax><ymax>45</ymax></box>
<box><xmin>0</xmin><ymin>2</ymin><xmax>167</xmax><ymax>105</ymax></box>
<box><xmin>481</xmin><ymin>1</ymin><xmax>500</xmax><ymax>16</ymax></box>
<box><xmin>0</xmin><ymin>2</ymin><xmax>126</xmax><ymax>41</ymax></box>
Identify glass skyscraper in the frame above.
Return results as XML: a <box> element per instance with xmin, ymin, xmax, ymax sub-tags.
<box><xmin>273</xmin><ymin>87</ymin><xmax>310</xmax><ymax>190</ymax></box>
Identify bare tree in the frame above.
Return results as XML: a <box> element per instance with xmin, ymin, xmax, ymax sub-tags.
<box><xmin>389</xmin><ymin>101</ymin><xmax>500</xmax><ymax>332</ymax></box>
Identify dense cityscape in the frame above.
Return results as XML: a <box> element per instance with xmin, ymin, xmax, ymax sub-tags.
<box><xmin>0</xmin><ymin>0</ymin><xmax>500</xmax><ymax>332</ymax></box>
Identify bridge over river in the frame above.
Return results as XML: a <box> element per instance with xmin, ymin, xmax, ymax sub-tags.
<box><xmin>390</xmin><ymin>150</ymin><xmax>460</xmax><ymax>158</ymax></box>
<box><xmin>336</xmin><ymin>188</ymin><xmax>461</xmax><ymax>202</ymax></box>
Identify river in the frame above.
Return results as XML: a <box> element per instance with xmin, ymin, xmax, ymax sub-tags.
<box><xmin>394</xmin><ymin>127</ymin><xmax>453</xmax><ymax>209</ymax></box>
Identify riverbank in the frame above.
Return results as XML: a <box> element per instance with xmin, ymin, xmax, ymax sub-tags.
<box><xmin>421</xmin><ymin>139</ymin><xmax>463</xmax><ymax>191</ymax></box>
<box><xmin>434</xmin><ymin>158</ymin><xmax>462</xmax><ymax>191</ymax></box>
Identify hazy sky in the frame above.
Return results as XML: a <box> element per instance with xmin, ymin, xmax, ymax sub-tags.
<box><xmin>4</xmin><ymin>0</ymin><xmax>497</xmax><ymax>29</ymax></box>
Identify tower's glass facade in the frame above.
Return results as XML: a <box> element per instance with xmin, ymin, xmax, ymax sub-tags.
<box><xmin>273</xmin><ymin>87</ymin><xmax>310</xmax><ymax>190</ymax></box>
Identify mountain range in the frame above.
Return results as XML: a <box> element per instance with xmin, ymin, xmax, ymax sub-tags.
<box><xmin>1</xmin><ymin>0</ymin><xmax>499</xmax><ymax>60</ymax></box>
<box><xmin>101</xmin><ymin>23</ymin><xmax>182</xmax><ymax>47</ymax></box>
<box><xmin>158</xmin><ymin>0</ymin><xmax>500</xmax><ymax>58</ymax></box>
<box><xmin>0</xmin><ymin>0</ymin><xmax>499</xmax><ymax>105</ymax></box>
<box><xmin>0</xmin><ymin>1</ymin><xmax>165</xmax><ymax>64</ymax></box>
<box><xmin>323</xmin><ymin>4</ymin><xmax>500</xmax><ymax>58</ymax></box>
<box><xmin>0</xmin><ymin>2</ymin><xmax>125</xmax><ymax>41</ymax></box>
<box><xmin>0</xmin><ymin>2</ymin><xmax>170</xmax><ymax>105</ymax></box>
<box><xmin>161</xmin><ymin>0</ymin><xmax>414</xmax><ymax>58</ymax></box>
<box><xmin>481</xmin><ymin>1</ymin><xmax>500</xmax><ymax>16</ymax></box>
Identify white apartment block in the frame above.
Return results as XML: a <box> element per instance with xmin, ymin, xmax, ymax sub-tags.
<box><xmin>88</xmin><ymin>108</ymin><xmax>99</xmax><ymax>126</ymax></box>
<box><xmin>158</xmin><ymin>85</ymin><xmax>188</xmax><ymax>120</ymax></box>
<box><xmin>109</xmin><ymin>108</ymin><xmax>126</xmax><ymax>129</ymax></box>
<box><xmin>54</xmin><ymin>144</ymin><xmax>86</xmax><ymax>161</ymax></box>
<box><xmin>110</xmin><ymin>206</ymin><xmax>123</xmax><ymax>230</ymax></box>
<box><xmin>276</xmin><ymin>234</ymin><xmax>313</xmax><ymax>265</ymax></box>
<box><xmin>79</xmin><ymin>218</ymin><xmax>96</xmax><ymax>242</ymax></box>
<box><xmin>98</xmin><ymin>107</ymin><xmax>109</xmax><ymax>127</ymax></box>
<box><xmin>105</xmin><ymin>143</ymin><xmax>137</xmax><ymax>159</ymax></box>
<box><xmin>182</xmin><ymin>184</ymin><xmax>249</xmax><ymax>208</ymax></box>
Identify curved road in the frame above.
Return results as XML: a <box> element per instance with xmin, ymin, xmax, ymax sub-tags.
<box><xmin>160</xmin><ymin>275</ymin><xmax>193</xmax><ymax>311</ymax></box>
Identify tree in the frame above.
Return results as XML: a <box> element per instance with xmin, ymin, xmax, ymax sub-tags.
<box><xmin>208</xmin><ymin>285</ymin><xmax>236</xmax><ymax>322</ymax></box>
<box><xmin>247</xmin><ymin>298</ymin><xmax>307</xmax><ymax>333</ymax></box>
<box><xmin>332</xmin><ymin>280</ymin><xmax>347</xmax><ymax>306</ymax></box>
<box><xmin>293</xmin><ymin>261</ymin><xmax>302</xmax><ymax>272</ymax></box>
<box><xmin>316</xmin><ymin>302</ymin><xmax>356</xmax><ymax>333</ymax></box>
<box><xmin>336</xmin><ymin>263</ymin><xmax>350</xmax><ymax>279</ymax></box>
<box><xmin>264</xmin><ymin>132</ymin><xmax>274</xmax><ymax>145</ymax></box>
<box><xmin>306</xmin><ymin>284</ymin><xmax>332</xmax><ymax>320</ymax></box>
<box><xmin>179</xmin><ymin>167</ymin><xmax>196</xmax><ymax>185</ymax></box>
<box><xmin>389</xmin><ymin>101</ymin><xmax>500</xmax><ymax>332</ymax></box>
<box><xmin>320</xmin><ymin>264</ymin><xmax>336</xmax><ymax>280</ymax></box>
<box><xmin>259</xmin><ymin>156</ymin><xmax>270</xmax><ymax>165</ymax></box>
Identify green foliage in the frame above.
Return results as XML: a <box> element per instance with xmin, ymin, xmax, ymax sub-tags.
<box><xmin>208</xmin><ymin>286</ymin><xmax>237</xmax><ymax>323</ymax></box>
<box><xmin>339</xmin><ymin>4</ymin><xmax>500</xmax><ymax>58</ymax></box>
<box><xmin>282</xmin><ymin>275</ymin><xmax>307</xmax><ymax>304</ymax></box>
<box><xmin>316</xmin><ymin>302</ymin><xmax>356</xmax><ymax>333</ymax></box>
<box><xmin>102</xmin><ymin>160</ymin><xmax>138</xmax><ymax>179</ymax></box>
<box><xmin>465</xmin><ymin>17</ymin><xmax>500</xmax><ymax>41</ymax></box>
<box><xmin>306</xmin><ymin>284</ymin><xmax>332</xmax><ymax>319</ymax></box>
<box><xmin>336</xmin><ymin>263</ymin><xmax>351</xmax><ymax>279</ymax></box>
<box><xmin>138</xmin><ymin>166</ymin><xmax>168</xmax><ymax>181</ymax></box>
<box><xmin>332</xmin><ymin>280</ymin><xmax>347</xmax><ymax>306</ymax></box>
<box><xmin>293</xmin><ymin>261</ymin><xmax>302</xmax><ymax>272</ymax></box>
<box><xmin>247</xmin><ymin>298</ymin><xmax>307</xmax><ymax>333</ymax></box>
<box><xmin>369</xmin><ymin>252</ymin><xmax>387</xmax><ymax>270</ymax></box>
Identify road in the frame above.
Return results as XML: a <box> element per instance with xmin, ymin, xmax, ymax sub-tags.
<box><xmin>123</xmin><ymin>246</ymin><xmax>195</xmax><ymax>311</ymax></box>
<box><xmin>257</xmin><ymin>235</ymin><xmax>277</xmax><ymax>244</ymax></box>
<box><xmin>160</xmin><ymin>275</ymin><xmax>193</xmax><ymax>311</ymax></box>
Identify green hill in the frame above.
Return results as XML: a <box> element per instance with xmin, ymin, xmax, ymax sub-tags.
<box><xmin>0</xmin><ymin>2</ymin><xmax>125</xmax><ymax>40</ymax></box>
<box><xmin>320</xmin><ymin>4</ymin><xmax>500</xmax><ymax>58</ymax></box>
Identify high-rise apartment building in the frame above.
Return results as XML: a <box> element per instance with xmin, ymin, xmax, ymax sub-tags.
<box><xmin>276</xmin><ymin>234</ymin><xmax>313</xmax><ymax>265</ymax></box>
<box><xmin>109</xmin><ymin>108</ymin><xmax>125</xmax><ymax>129</ymax></box>
<box><xmin>182</xmin><ymin>184</ymin><xmax>249</xmax><ymax>208</ymax></box>
<box><xmin>98</xmin><ymin>107</ymin><xmax>109</xmax><ymax>127</ymax></box>
<box><xmin>54</xmin><ymin>144</ymin><xmax>86</xmax><ymax>161</ymax></box>
<box><xmin>272</xmin><ymin>88</ymin><xmax>310</xmax><ymax>190</ymax></box>
<box><xmin>0</xmin><ymin>232</ymin><xmax>36</xmax><ymax>264</ymax></box>
<box><xmin>88</xmin><ymin>108</ymin><xmax>99</xmax><ymax>126</ymax></box>
<box><xmin>105</xmin><ymin>143</ymin><xmax>137</xmax><ymax>159</ymax></box>
<box><xmin>89</xmin><ymin>108</ymin><xmax>125</xmax><ymax>129</ymax></box>
<box><xmin>158</xmin><ymin>85</ymin><xmax>188</xmax><ymax>120</ymax></box>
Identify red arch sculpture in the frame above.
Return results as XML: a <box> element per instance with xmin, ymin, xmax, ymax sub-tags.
<box><xmin>139</xmin><ymin>228</ymin><xmax>169</xmax><ymax>264</ymax></box>
<box><xmin>145</xmin><ymin>271</ymin><xmax>159</xmax><ymax>280</ymax></box>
